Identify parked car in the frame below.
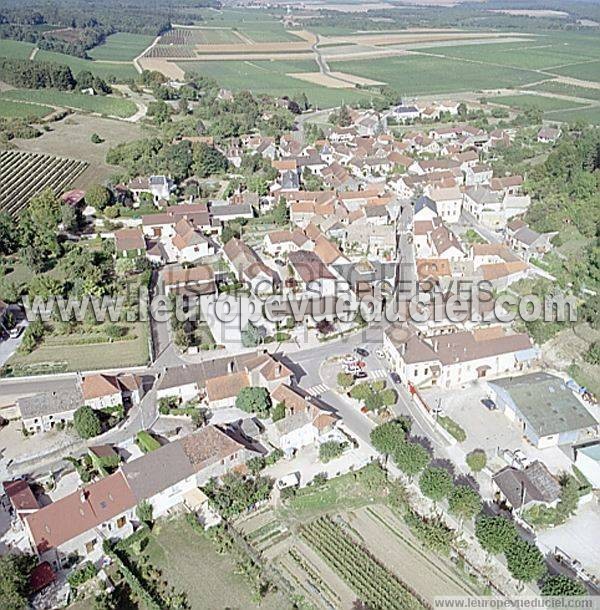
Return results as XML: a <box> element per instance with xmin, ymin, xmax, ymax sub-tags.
<box><xmin>390</xmin><ymin>372</ymin><xmax>402</xmax><ymax>385</ymax></box>
<box><xmin>481</xmin><ymin>398</ymin><xmax>497</xmax><ymax>411</ymax></box>
<box><xmin>8</xmin><ymin>323</ymin><xmax>24</xmax><ymax>339</ymax></box>
<box><xmin>353</xmin><ymin>371</ymin><xmax>368</xmax><ymax>380</ymax></box>
<box><xmin>360</xmin><ymin>406</ymin><xmax>369</xmax><ymax>414</ymax></box>
<box><xmin>274</xmin><ymin>259</ymin><xmax>285</xmax><ymax>266</ymax></box>
<box><xmin>277</xmin><ymin>472</ymin><xmax>300</xmax><ymax>490</ymax></box>
<box><xmin>355</xmin><ymin>347</ymin><xmax>369</xmax><ymax>357</ymax></box>
<box><xmin>375</xmin><ymin>350</ymin><xmax>385</xmax><ymax>359</ymax></box>
<box><xmin>513</xmin><ymin>449</ymin><xmax>531</xmax><ymax>468</ymax></box>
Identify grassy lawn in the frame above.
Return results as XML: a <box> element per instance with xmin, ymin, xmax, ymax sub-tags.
<box><xmin>330</xmin><ymin>54</ymin><xmax>541</xmax><ymax>96</ymax></box>
<box><xmin>176</xmin><ymin>59</ymin><xmax>377</xmax><ymax>108</ymax></box>
<box><xmin>0</xmin><ymin>88</ymin><xmax>137</xmax><ymax>118</ymax></box>
<box><xmin>282</xmin><ymin>471</ymin><xmax>383</xmax><ymax>517</ymax></box>
<box><xmin>4</xmin><ymin>322</ymin><xmax>149</xmax><ymax>376</ymax></box>
<box><xmin>490</xmin><ymin>94</ymin><xmax>588</xmax><ymax>112</ymax></box>
<box><xmin>0</xmin><ymin>99</ymin><xmax>53</xmax><ymax>119</ymax></box>
<box><xmin>144</xmin><ymin>519</ymin><xmax>282</xmax><ymax>610</ymax></box>
<box><xmin>87</xmin><ymin>32</ymin><xmax>154</xmax><ymax>61</ymax></box>
<box><xmin>524</xmin><ymin>80</ymin><xmax>600</xmax><ymax>101</ymax></box>
<box><xmin>34</xmin><ymin>49</ymin><xmax>138</xmax><ymax>81</ymax></box>
<box><xmin>0</xmin><ymin>39</ymin><xmax>36</xmax><ymax>59</ymax></box>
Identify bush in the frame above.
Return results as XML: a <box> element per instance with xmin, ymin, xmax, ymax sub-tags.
<box><xmin>67</xmin><ymin>561</ymin><xmax>97</xmax><ymax>588</ymax></box>
<box><xmin>337</xmin><ymin>371</ymin><xmax>354</xmax><ymax>389</ymax></box>
<box><xmin>73</xmin><ymin>406</ymin><xmax>102</xmax><ymax>439</ymax></box>
<box><xmin>437</xmin><ymin>416</ymin><xmax>467</xmax><ymax>442</ymax></box>
<box><xmin>319</xmin><ymin>440</ymin><xmax>345</xmax><ymax>463</ymax></box>
<box><xmin>466</xmin><ymin>449</ymin><xmax>487</xmax><ymax>472</ymax></box>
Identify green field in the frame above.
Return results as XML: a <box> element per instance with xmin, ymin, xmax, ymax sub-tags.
<box><xmin>525</xmin><ymin>80</ymin><xmax>600</xmax><ymax>101</ymax></box>
<box><xmin>177</xmin><ymin>59</ymin><xmax>377</xmax><ymax>107</ymax></box>
<box><xmin>0</xmin><ymin>39</ymin><xmax>36</xmax><ymax>60</ymax></box>
<box><xmin>88</xmin><ymin>32</ymin><xmax>154</xmax><ymax>61</ymax></box>
<box><xmin>543</xmin><ymin>106</ymin><xmax>600</xmax><ymax>125</ymax></box>
<box><xmin>34</xmin><ymin>49</ymin><xmax>138</xmax><ymax>81</ymax></box>
<box><xmin>490</xmin><ymin>93</ymin><xmax>588</xmax><ymax>112</ymax></box>
<box><xmin>330</xmin><ymin>54</ymin><xmax>541</xmax><ymax>95</ymax></box>
<box><xmin>0</xmin><ymin>99</ymin><xmax>53</xmax><ymax>119</ymax></box>
<box><xmin>0</xmin><ymin>88</ymin><xmax>137</xmax><ymax>118</ymax></box>
<box><xmin>549</xmin><ymin>60</ymin><xmax>600</xmax><ymax>83</ymax></box>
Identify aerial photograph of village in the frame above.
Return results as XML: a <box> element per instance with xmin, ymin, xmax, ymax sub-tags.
<box><xmin>0</xmin><ymin>0</ymin><xmax>599</xmax><ymax>607</ymax></box>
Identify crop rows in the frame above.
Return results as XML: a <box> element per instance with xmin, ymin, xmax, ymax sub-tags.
<box><xmin>0</xmin><ymin>150</ymin><xmax>88</xmax><ymax>216</ymax></box>
<box><xmin>145</xmin><ymin>45</ymin><xmax>197</xmax><ymax>59</ymax></box>
<box><xmin>300</xmin><ymin>516</ymin><xmax>427</xmax><ymax>610</ymax></box>
<box><xmin>159</xmin><ymin>29</ymin><xmax>206</xmax><ymax>45</ymax></box>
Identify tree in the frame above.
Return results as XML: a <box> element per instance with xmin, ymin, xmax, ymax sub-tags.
<box><xmin>61</xmin><ymin>203</ymin><xmax>82</xmax><ymax>232</ymax></box>
<box><xmin>136</xmin><ymin>500</ymin><xmax>153</xmax><ymax>527</ymax></box>
<box><xmin>235</xmin><ymin>387</ymin><xmax>271</xmax><ymax>418</ymax></box>
<box><xmin>419</xmin><ymin>466</ymin><xmax>453</xmax><ymax>503</ymax></box>
<box><xmin>85</xmin><ymin>185</ymin><xmax>111</xmax><ymax>211</ymax></box>
<box><xmin>466</xmin><ymin>449</ymin><xmax>487</xmax><ymax>472</ymax></box>
<box><xmin>271</xmin><ymin>401</ymin><xmax>285</xmax><ymax>422</ymax></box>
<box><xmin>584</xmin><ymin>341</ymin><xmax>600</xmax><ymax>365</ymax></box>
<box><xmin>370</xmin><ymin>421</ymin><xmax>407</xmax><ymax>457</ymax></box>
<box><xmin>505</xmin><ymin>538</ymin><xmax>547</xmax><ymax>583</ymax></box>
<box><xmin>475</xmin><ymin>515</ymin><xmax>518</xmax><ymax>555</ymax></box>
<box><xmin>448</xmin><ymin>485</ymin><xmax>482</xmax><ymax>524</ymax></box>
<box><xmin>73</xmin><ymin>406</ymin><xmax>102</xmax><ymax>439</ymax></box>
<box><xmin>0</xmin><ymin>553</ymin><xmax>36</xmax><ymax>610</ymax></box>
<box><xmin>337</xmin><ymin>372</ymin><xmax>354</xmax><ymax>390</ymax></box>
<box><xmin>90</xmin><ymin>133</ymin><xmax>103</xmax><ymax>144</ymax></box>
<box><xmin>393</xmin><ymin>440</ymin><xmax>430</xmax><ymax>479</ymax></box>
<box><xmin>273</xmin><ymin>196</ymin><xmax>289</xmax><ymax>226</ymax></box>
<box><xmin>356</xmin><ymin>462</ymin><xmax>387</xmax><ymax>494</ymax></box>
<box><xmin>0</xmin><ymin>212</ymin><xmax>18</xmax><ymax>255</ymax></box>
<box><xmin>192</xmin><ymin>143</ymin><xmax>228</xmax><ymax>178</ymax></box>
<box><xmin>241</xmin><ymin>321</ymin><xmax>261</xmax><ymax>347</ymax></box>
<box><xmin>319</xmin><ymin>441</ymin><xmax>345</xmax><ymax>463</ymax></box>
<box><xmin>541</xmin><ymin>574</ymin><xmax>587</xmax><ymax>596</ymax></box>
<box><xmin>457</xmin><ymin>102</ymin><xmax>468</xmax><ymax>118</ymax></box>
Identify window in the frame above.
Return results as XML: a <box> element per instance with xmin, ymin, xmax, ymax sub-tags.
<box><xmin>85</xmin><ymin>539</ymin><xmax>97</xmax><ymax>553</ymax></box>
<box><xmin>117</xmin><ymin>516</ymin><xmax>126</xmax><ymax>528</ymax></box>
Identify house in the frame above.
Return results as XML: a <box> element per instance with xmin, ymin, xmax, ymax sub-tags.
<box><xmin>505</xmin><ymin>219</ymin><xmax>557</xmax><ymax>261</ymax></box>
<box><xmin>425</xmin><ymin>186</ymin><xmax>462</xmax><ymax>223</ymax></box>
<box><xmin>163</xmin><ymin>265</ymin><xmax>216</xmax><ymax>298</ymax></box>
<box><xmin>210</xmin><ymin>202</ymin><xmax>254</xmax><ymax>224</ymax></box>
<box><xmin>269</xmin><ymin>384</ymin><xmax>339</xmax><ymax>456</ymax></box>
<box><xmin>383</xmin><ymin>323</ymin><xmax>537</xmax><ymax>390</ymax></box>
<box><xmin>288</xmin><ymin>250</ymin><xmax>338</xmax><ymax>297</ymax></box>
<box><xmin>429</xmin><ymin>224</ymin><xmax>465</xmax><ymax>261</ymax></box>
<box><xmin>488</xmin><ymin>373</ymin><xmax>598</xmax><ymax>448</ymax></box>
<box><xmin>471</xmin><ymin>243</ymin><xmax>528</xmax><ymax>289</ymax></box>
<box><xmin>314</xmin><ymin>235</ymin><xmax>347</xmax><ymax>267</ymax></box>
<box><xmin>114</xmin><ymin>228</ymin><xmax>145</xmax><ymax>258</ymax></box>
<box><xmin>23</xmin><ymin>472</ymin><xmax>136</xmax><ymax>570</ymax></box>
<box><xmin>223</xmin><ymin>238</ymin><xmax>280</xmax><ymax>295</ymax></box>
<box><xmin>205</xmin><ymin>371</ymin><xmax>250</xmax><ymax>410</ymax></box>
<box><xmin>18</xmin><ymin>384</ymin><xmax>84</xmax><ymax>434</ymax></box>
<box><xmin>537</xmin><ymin>126</ymin><xmax>561</xmax><ymax>143</ymax></box>
<box><xmin>127</xmin><ymin>175</ymin><xmax>173</xmax><ymax>205</ymax></box>
<box><xmin>81</xmin><ymin>373</ymin><xmax>141</xmax><ymax>410</ymax></box>
<box><xmin>344</xmin><ymin>224</ymin><xmax>397</xmax><ymax>261</ymax></box>
<box><xmin>464</xmin><ymin>164</ymin><xmax>493</xmax><ymax>187</ymax></box>
<box><xmin>156</xmin><ymin>352</ymin><xmax>292</xmax><ymax>403</ymax></box>
<box><xmin>121</xmin><ymin>425</ymin><xmax>263</xmax><ymax>518</ymax></box>
<box><xmin>492</xmin><ymin>461</ymin><xmax>561</xmax><ymax>510</ymax></box>
<box><xmin>573</xmin><ymin>441</ymin><xmax>600</xmax><ymax>489</ymax></box>
<box><xmin>333</xmin><ymin>260</ymin><xmax>397</xmax><ymax>299</ymax></box>
<box><xmin>393</xmin><ymin>105</ymin><xmax>420</xmax><ymax>122</ymax></box>
<box><xmin>2</xmin><ymin>480</ymin><xmax>39</xmax><ymax>519</ymax></box>
<box><xmin>263</xmin><ymin>229</ymin><xmax>311</xmax><ymax>257</ymax></box>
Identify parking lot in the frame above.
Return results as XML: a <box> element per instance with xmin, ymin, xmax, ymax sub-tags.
<box><xmin>422</xmin><ymin>381</ymin><xmax>574</xmax><ymax>475</ymax></box>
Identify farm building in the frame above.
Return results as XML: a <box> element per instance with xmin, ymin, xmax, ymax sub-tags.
<box><xmin>489</xmin><ymin>373</ymin><xmax>599</xmax><ymax>448</ymax></box>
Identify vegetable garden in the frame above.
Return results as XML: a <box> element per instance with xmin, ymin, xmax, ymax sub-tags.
<box><xmin>300</xmin><ymin>516</ymin><xmax>428</xmax><ymax>610</ymax></box>
<box><xmin>0</xmin><ymin>150</ymin><xmax>88</xmax><ymax>216</ymax></box>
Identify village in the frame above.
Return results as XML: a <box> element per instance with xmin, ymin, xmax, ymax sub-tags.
<box><xmin>1</xmin><ymin>91</ymin><xmax>599</xmax><ymax>608</ymax></box>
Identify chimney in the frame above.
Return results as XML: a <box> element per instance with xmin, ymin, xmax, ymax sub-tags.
<box><xmin>276</xmin><ymin>364</ymin><xmax>282</xmax><ymax>376</ymax></box>
<box><xmin>80</xmin><ymin>490</ymin><xmax>87</xmax><ymax>503</ymax></box>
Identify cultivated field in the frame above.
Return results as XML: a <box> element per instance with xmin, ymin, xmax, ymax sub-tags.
<box><xmin>0</xmin><ymin>88</ymin><xmax>137</xmax><ymax>118</ymax></box>
<box><xmin>0</xmin><ymin>150</ymin><xmax>88</xmax><ymax>216</ymax></box>
<box><xmin>490</xmin><ymin>93</ymin><xmax>589</xmax><ymax>112</ymax></box>
<box><xmin>524</xmin><ymin>80</ymin><xmax>600</xmax><ymax>101</ymax></box>
<box><xmin>87</xmin><ymin>32</ymin><xmax>154</xmax><ymax>61</ymax></box>
<box><xmin>0</xmin><ymin>99</ymin><xmax>53</xmax><ymax>119</ymax></box>
<box><xmin>12</xmin><ymin>113</ymin><xmax>144</xmax><ymax>187</ymax></box>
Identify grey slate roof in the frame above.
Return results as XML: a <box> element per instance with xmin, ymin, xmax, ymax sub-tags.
<box><xmin>493</xmin><ymin>461</ymin><xmax>561</xmax><ymax>509</ymax></box>
<box><xmin>18</xmin><ymin>383</ymin><xmax>83</xmax><ymax>419</ymax></box>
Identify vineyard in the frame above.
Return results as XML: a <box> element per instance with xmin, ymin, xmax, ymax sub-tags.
<box><xmin>300</xmin><ymin>516</ymin><xmax>428</xmax><ymax>610</ymax></box>
<box><xmin>0</xmin><ymin>150</ymin><xmax>88</xmax><ymax>216</ymax></box>
<box><xmin>145</xmin><ymin>45</ymin><xmax>197</xmax><ymax>59</ymax></box>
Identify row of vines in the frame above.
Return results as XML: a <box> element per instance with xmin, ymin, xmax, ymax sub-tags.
<box><xmin>300</xmin><ymin>516</ymin><xmax>429</xmax><ymax>610</ymax></box>
<box><xmin>0</xmin><ymin>150</ymin><xmax>88</xmax><ymax>216</ymax></box>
